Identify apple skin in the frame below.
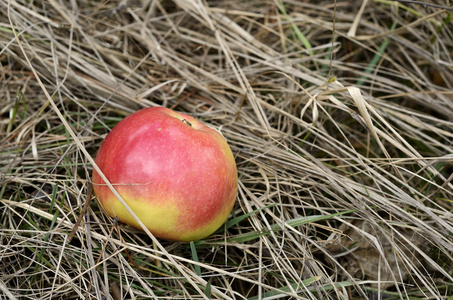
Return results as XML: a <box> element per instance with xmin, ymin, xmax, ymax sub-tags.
<box><xmin>92</xmin><ymin>107</ymin><xmax>238</xmax><ymax>242</ymax></box>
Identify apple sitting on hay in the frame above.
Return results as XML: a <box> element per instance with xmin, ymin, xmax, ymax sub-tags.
<box><xmin>92</xmin><ymin>107</ymin><xmax>238</xmax><ymax>242</ymax></box>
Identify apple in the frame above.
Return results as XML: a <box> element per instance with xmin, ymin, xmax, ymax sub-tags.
<box><xmin>92</xmin><ymin>107</ymin><xmax>238</xmax><ymax>242</ymax></box>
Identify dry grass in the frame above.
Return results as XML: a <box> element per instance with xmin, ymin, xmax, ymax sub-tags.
<box><xmin>1</xmin><ymin>0</ymin><xmax>453</xmax><ymax>299</ymax></box>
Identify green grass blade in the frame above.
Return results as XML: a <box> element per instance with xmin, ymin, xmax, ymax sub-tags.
<box><xmin>190</xmin><ymin>241</ymin><xmax>202</xmax><ymax>277</ymax></box>
<box><xmin>229</xmin><ymin>209</ymin><xmax>356</xmax><ymax>243</ymax></box>
<box><xmin>356</xmin><ymin>20</ymin><xmax>397</xmax><ymax>86</ymax></box>
<box><xmin>276</xmin><ymin>0</ymin><xmax>313</xmax><ymax>55</ymax></box>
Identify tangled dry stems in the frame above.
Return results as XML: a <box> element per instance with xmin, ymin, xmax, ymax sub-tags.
<box><xmin>1</xmin><ymin>0</ymin><xmax>453</xmax><ymax>299</ymax></box>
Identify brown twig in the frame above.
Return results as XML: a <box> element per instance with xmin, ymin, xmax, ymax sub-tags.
<box><xmin>85</xmin><ymin>216</ymin><xmax>119</xmax><ymax>298</ymax></box>
<box><xmin>68</xmin><ymin>183</ymin><xmax>93</xmax><ymax>243</ymax></box>
<box><xmin>114</xmin><ymin>221</ymin><xmax>142</xmax><ymax>272</ymax></box>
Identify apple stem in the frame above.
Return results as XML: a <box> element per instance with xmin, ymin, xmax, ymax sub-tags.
<box><xmin>182</xmin><ymin>119</ymin><xmax>192</xmax><ymax>127</ymax></box>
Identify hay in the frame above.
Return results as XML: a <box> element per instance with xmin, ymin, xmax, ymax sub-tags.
<box><xmin>1</xmin><ymin>0</ymin><xmax>452</xmax><ymax>299</ymax></box>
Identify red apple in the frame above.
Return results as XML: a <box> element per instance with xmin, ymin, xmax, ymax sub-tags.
<box><xmin>92</xmin><ymin>107</ymin><xmax>238</xmax><ymax>242</ymax></box>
